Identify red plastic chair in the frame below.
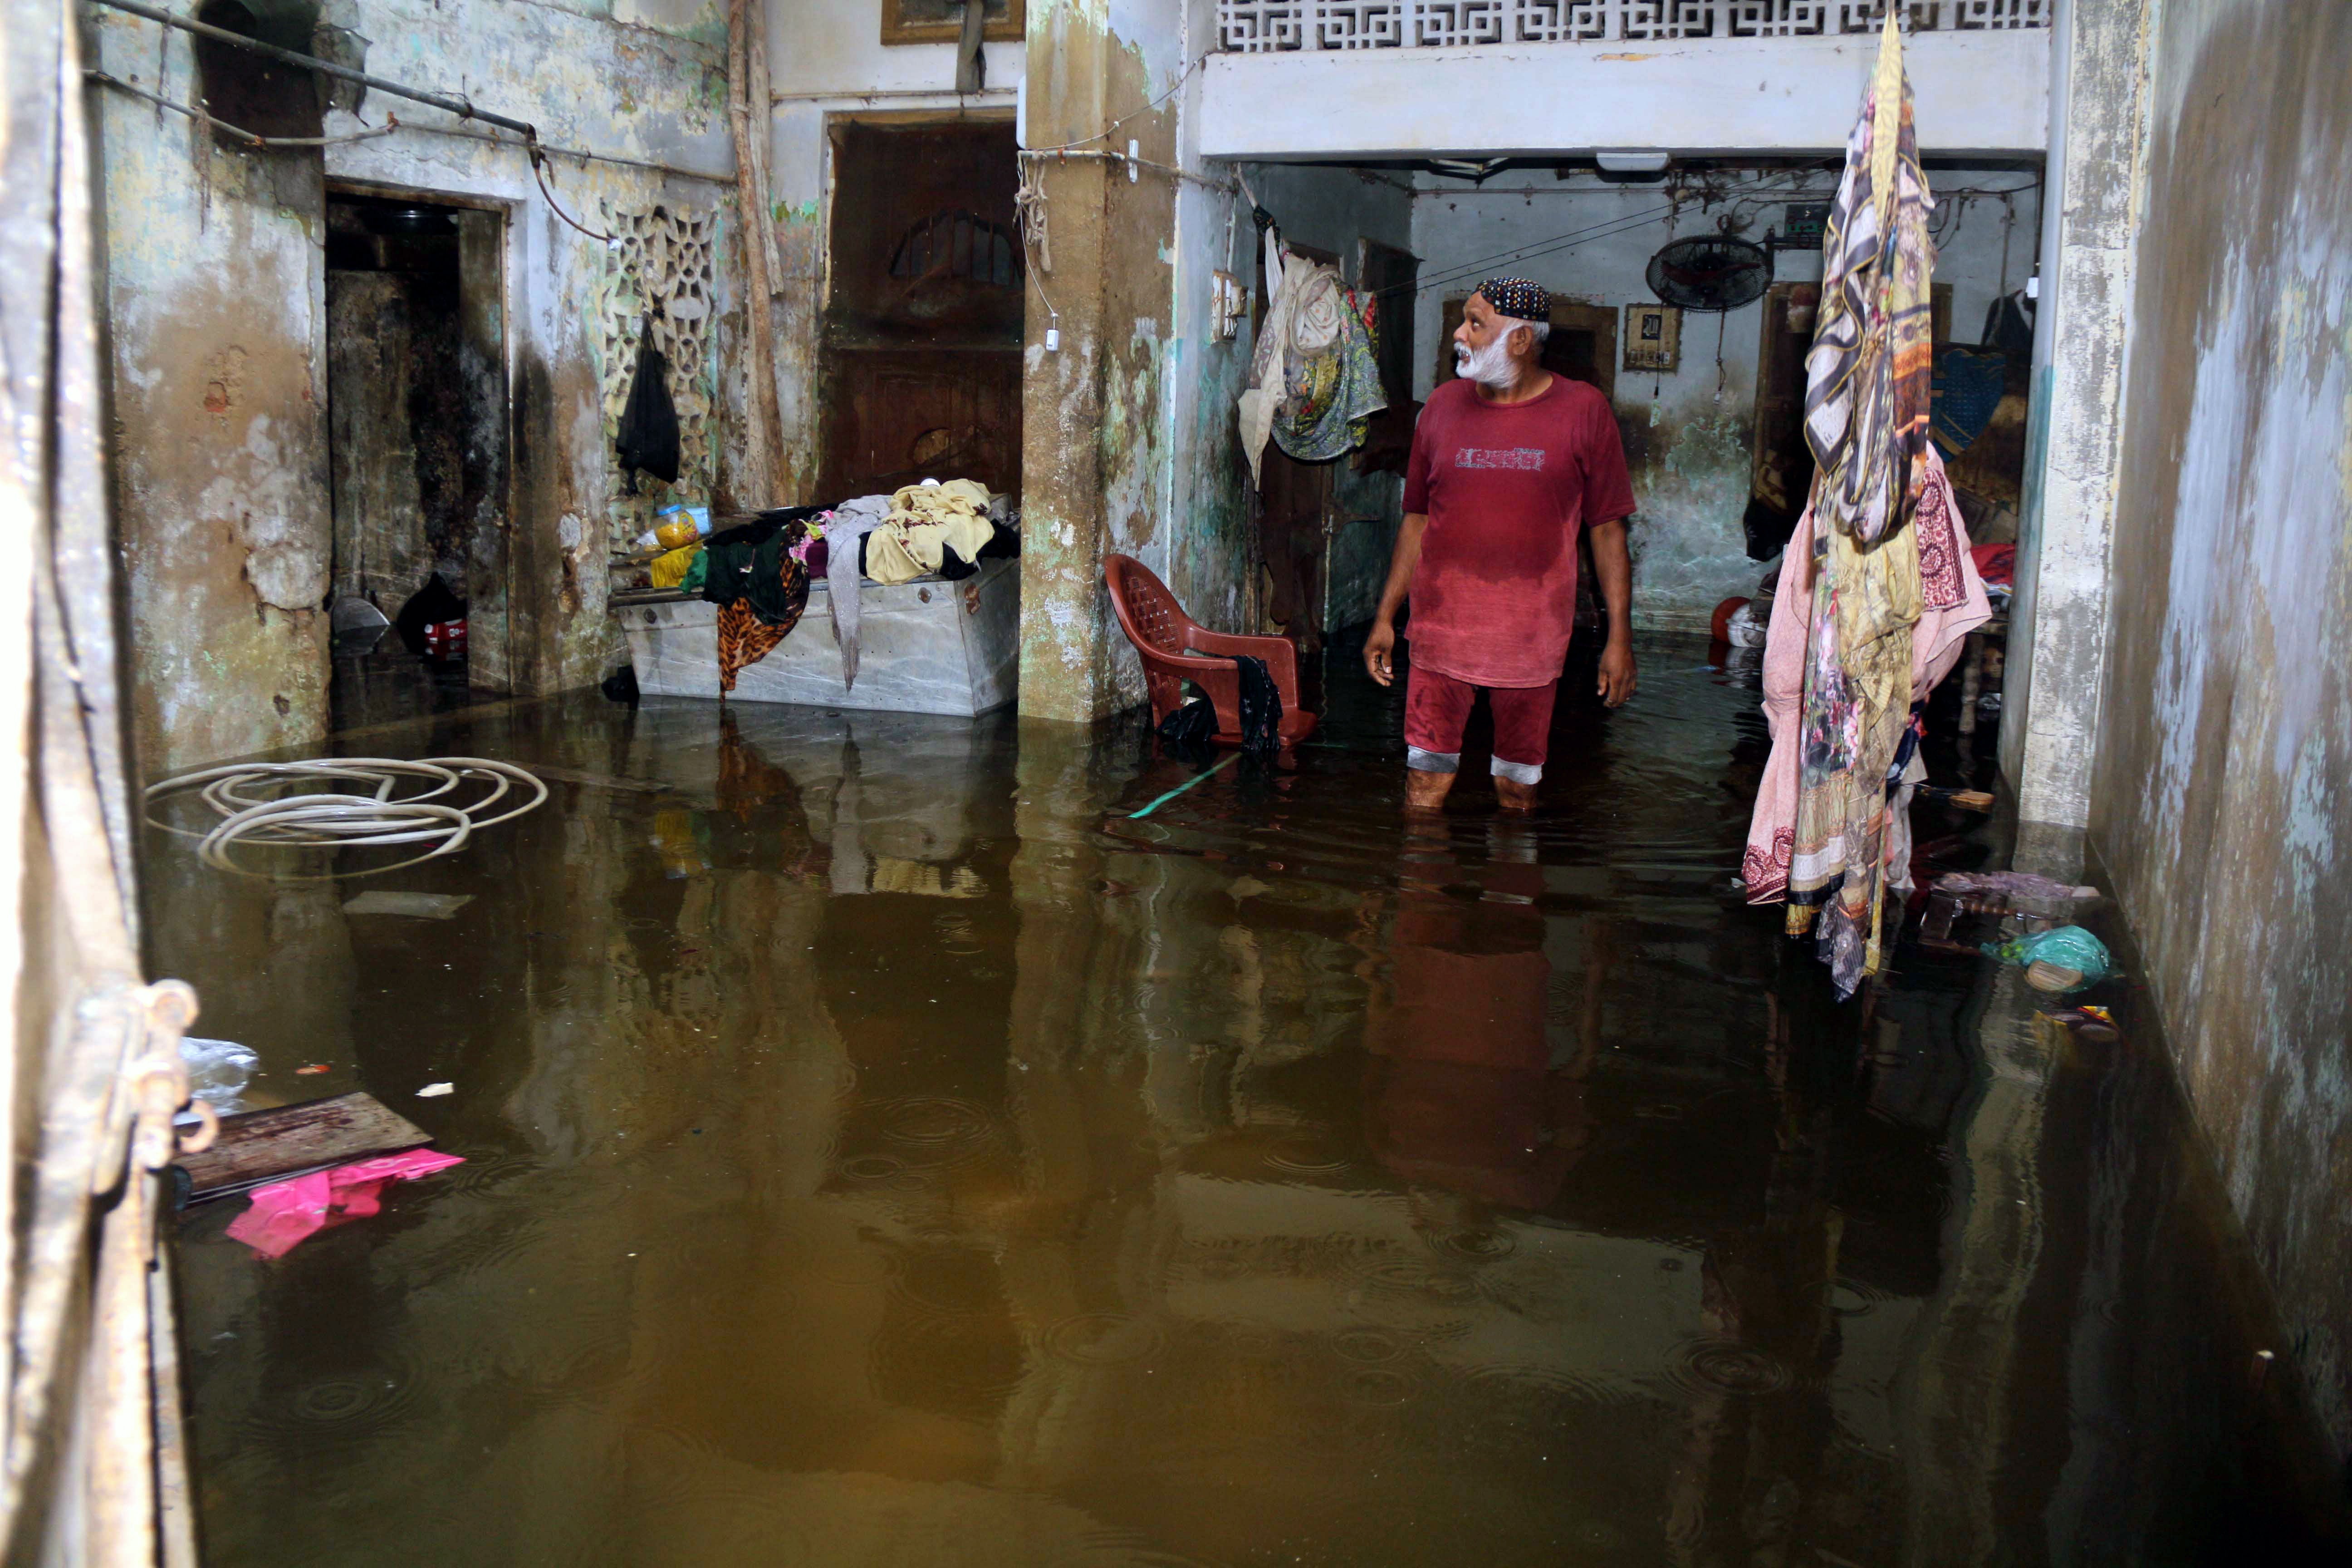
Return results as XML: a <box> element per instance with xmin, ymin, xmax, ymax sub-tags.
<box><xmin>1105</xmin><ymin>554</ymin><xmax>1318</xmax><ymax>746</ymax></box>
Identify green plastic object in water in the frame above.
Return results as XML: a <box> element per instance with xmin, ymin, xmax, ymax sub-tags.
<box><xmin>1982</xmin><ymin>925</ymin><xmax>2112</xmax><ymax>990</ymax></box>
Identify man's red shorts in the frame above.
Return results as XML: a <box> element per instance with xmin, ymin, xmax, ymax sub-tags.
<box><xmin>1403</xmin><ymin>666</ymin><xmax>1558</xmax><ymax>784</ymax></box>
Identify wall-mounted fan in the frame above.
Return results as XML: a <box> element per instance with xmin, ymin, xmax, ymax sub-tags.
<box><xmin>1646</xmin><ymin>236</ymin><xmax>1774</xmax><ymax>313</ymax></box>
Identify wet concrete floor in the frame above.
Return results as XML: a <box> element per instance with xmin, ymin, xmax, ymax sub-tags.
<box><xmin>153</xmin><ymin>633</ymin><xmax>2335</xmax><ymax>1565</ymax></box>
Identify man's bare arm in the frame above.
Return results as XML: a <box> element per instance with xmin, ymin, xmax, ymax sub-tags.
<box><xmin>1589</xmin><ymin>517</ymin><xmax>1636</xmax><ymax>707</ymax></box>
<box><xmin>1362</xmin><ymin>511</ymin><xmax>1428</xmax><ymax>688</ymax></box>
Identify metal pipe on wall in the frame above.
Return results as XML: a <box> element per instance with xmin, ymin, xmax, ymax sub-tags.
<box><xmin>88</xmin><ymin>0</ymin><xmax>539</xmax><ymax>139</ymax></box>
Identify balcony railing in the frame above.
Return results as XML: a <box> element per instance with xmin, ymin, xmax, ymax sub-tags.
<box><xmin>1215</xmin><ymin>1</ymin><xmax>2049</xmax><ymax>52</ymax></box>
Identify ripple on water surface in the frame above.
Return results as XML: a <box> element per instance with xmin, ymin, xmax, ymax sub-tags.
<box><xmin>1661</xmin><ymin>1335</ymin><xmax>1797</xmax><ymax>1398</ymax></box>
<box><xmin>245</xmin><ymin>1365</ymin><xmax>428</xmax><ymax>1454</ymax></box>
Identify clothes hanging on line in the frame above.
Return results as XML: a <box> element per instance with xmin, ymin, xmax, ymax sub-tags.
<box><xmin>1236</xmin><ymin>225</ymin><xmax>1385</xmax><ymax>485</ymax></box>
<box><xmin>1764</xmin><ymin>14</ymin><xmax>1944</xmax><ymax>998</ymax></box>
<box><xmin>1741</xmin><ymin>446</ymin><xmax>1991</xmax><ymax>996</ymax></box>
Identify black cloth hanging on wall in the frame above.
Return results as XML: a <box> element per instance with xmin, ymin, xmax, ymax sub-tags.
<box><xmin>616</xmin><ymin>319</ymin><xmax>681</xmax><ymax>495</ymax></box>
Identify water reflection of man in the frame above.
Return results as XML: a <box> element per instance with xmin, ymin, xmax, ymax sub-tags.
<box><xmin>1364</xmin><ymin>820</ymin><xmax>1596</xmax><ymax>1209</ymax></box>
<box><xmin>1363</xmin><ymin>279</ymin><xmax>1639</xmax><ymax>813</ymax></box>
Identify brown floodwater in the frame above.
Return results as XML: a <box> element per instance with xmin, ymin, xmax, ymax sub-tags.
<box><xmin>151</xmin><ymin>635</ymin><xmax>2340</xmax><ymax>1566</ymax></box>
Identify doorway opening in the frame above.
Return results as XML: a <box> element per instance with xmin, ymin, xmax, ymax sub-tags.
<box><xmin>323</xmin><ymin>188</ymin><xmax>509</xmax><ymax>730</ymax></box>
<box><xmin>819</xmin><ymin>115</ymin><xmax>1023</xmax><ymax>501</ymax></box>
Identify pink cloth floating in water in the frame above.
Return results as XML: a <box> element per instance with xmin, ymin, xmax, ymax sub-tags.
<box><xmin>226</xmin><ymin>1149</ymin><xmax>465</xmax><ymax>1259</ymax></box>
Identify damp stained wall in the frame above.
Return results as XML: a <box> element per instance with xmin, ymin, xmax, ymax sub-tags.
<box><xmin>1998</xmin><ymin>0</ymin><xmax>2154</xmax><ymax>830</ymax></box>
<box><xmin>95</xmin><ymin>0</ymin><xmax>735</xmax><ymax>776</ymax></box>
<box><xmin>1408</xmin><ymin>172</ymin><xmax>2041</xmax><ymax>632</ymax></box>
<box><xmin>1014</xmin><ymin>0</ymin><xmax>1196</xmax><ymax>723</ymax></box>
<box><xmin>94</xmin><ymin>8</ymin><xmax>332</xmax><ymax>774</ymax></box>
<box><xmin>2086</xmin><ymin>0</ymin><xmax>2352</xmax><ymax>1463</ymax></box>
<box><xmin>1062</xmin><ymin>0</ymin><xmax>1424</xmax><ymax>716</ymax></box>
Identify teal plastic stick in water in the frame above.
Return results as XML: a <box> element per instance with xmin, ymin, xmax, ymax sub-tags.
<box><xmin>1125</xmin><ymin>754</ymin><xmax>1239</xmax><ymax>819</ymax></box>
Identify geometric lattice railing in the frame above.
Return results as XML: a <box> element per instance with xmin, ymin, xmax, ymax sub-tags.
<box><xmin>1216</xmin><ymin>0</ymin><xmax>2048</xmax><ymax>51</ymax></box>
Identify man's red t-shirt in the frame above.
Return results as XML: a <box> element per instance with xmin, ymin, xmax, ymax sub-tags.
<box><xmin>1400</xmin><ymin>375</ymin><xmax>1636</xmax><ymax>688</ymax></box>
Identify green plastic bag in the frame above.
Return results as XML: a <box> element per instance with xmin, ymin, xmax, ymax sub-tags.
<box><xmin>1982</xmin><ymin>925</ymin><xmax>2111</xmax><ymax>990</ymax></box>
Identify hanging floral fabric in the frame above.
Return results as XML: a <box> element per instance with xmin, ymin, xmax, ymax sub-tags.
<box><xmin>1269</xmin><ymin>280</ymin><xmax>1383</xmax><ymax>467</ymax></box>
<box><xmin>1236</xmin><ymin>226</ymin><xmax>1386</xmax><ymax>483</ymax></box>
<box><xmin>1782</xmin><ymin>13</ymin><xmax>1936</xmax><ymax>999</ymax></box>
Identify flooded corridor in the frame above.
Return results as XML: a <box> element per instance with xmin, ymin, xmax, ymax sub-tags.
<box><xmin>153</xmin><ymin>636</ymin><xmax>2323</xmax><ymax>1566</ymax></box>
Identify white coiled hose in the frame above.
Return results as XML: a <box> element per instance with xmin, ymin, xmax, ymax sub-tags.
<box><xmin>143</xmin><ymin>757</ymin><xmax>548</xmax><ymax>878</ymax></box>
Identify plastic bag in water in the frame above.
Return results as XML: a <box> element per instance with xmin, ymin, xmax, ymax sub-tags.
<box><xmin>1983</xmin><ymin>926</ymin><xmax>2112</xmax><ymax>992</ymax></box>
<box><xmin>179</xmin><ymin>1036</ymin><xmax>259</xmax><ymax>1121</ymax></box>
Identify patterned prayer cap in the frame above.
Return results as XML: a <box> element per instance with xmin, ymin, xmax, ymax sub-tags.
<box><xmin>1474</xmin><ymin>277</ymin><xmax>1550</xmax><ymax>322</ymax></box>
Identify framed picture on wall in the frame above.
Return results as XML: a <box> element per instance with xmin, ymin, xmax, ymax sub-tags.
<box><xmin>1623</xmin><ymin>304</ymin><xmax>1681</xmax><ymax>372</ymax></box>
<box><xmin>882</xmin><ymin>0</ymin><xmax>1024</xmax><ymax>45</ymax></box>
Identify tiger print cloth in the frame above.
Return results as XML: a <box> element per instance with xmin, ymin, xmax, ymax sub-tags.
<box><xmin>716</xmin><ymin>546</ymin><xmax>808</xmax><ymax>693</ymax></box>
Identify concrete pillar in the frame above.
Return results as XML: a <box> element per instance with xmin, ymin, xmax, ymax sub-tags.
<box><xmin>1016</xmin><ymin>2</ymin><xmax>1186</xmax><ymax>724</ymax></box>
<box><xmin>1999</xmin><ymin>0</ymin><xmax>2156</xmax><ymax>827</ymax></box>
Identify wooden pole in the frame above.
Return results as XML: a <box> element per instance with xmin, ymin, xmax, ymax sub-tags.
<box><xmin>726</xmin><ymin>0</ymin><xmax>785</xmax><ymax>506</ymax></box>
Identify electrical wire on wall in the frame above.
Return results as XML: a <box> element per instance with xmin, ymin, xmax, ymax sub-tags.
<box><xmin>1320</xmin><ymin>168</ymin><xmax>2041</xmax><ymax>321</ymax></box>
<box><xmin>528</xmin><ymin>145</ymin><xmax>618</xmax><ymax>242</ymax></box>
<box><xmin>1013</xmin><ymin>163</ymin><xmax>1060</xmax><ymax>346</ymax></box>
<box><xmin>86</xmin><ymin>71</ymin><xmax>713</xmax><ymax>250</ymax></box>
<box><xmin>1020</xmin><ymin>52</ymin><xmax>1210</xmax><ymax>158</ymax></box>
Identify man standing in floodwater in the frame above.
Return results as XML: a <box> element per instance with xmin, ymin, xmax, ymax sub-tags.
<box><xmin>1363</xmin><ymin>278</ymin><xmax>1638</xmax><ymax>812</ymax></box>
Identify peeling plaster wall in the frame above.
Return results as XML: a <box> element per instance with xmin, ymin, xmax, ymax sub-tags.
<box><xmin>1410</xmin><ymin>173</ymin><xmax>2040</xmax><ymax>632</ymax></box>
<box><xmin>1015</xmin><ymin>0</ymin><xmax>1189</xmax><ymax>723</ymax></box>
<box><xmin>2087</xmin><ymin>0</ymin><xmax>2352</xmax><ymax>1463</ymax></box>
<box><xmin>96</xmin><ymin>0</ymin><xmax>735</xmax><ymax>775</ymax></box>
<box><xmin>94</xmin><ymin>22</ymin><xmax>331</xmax><ymax>772</ymax></box>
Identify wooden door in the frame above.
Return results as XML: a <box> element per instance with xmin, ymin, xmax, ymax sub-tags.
<box><xmin>820</xmin><ymin>117</ymin><xmax>1023</xmax><ymax>501</ymax></box>
<box><xmin>1357</xmin><ymin>240</ymin><xmax>1419</xmax><ymax>406</ymax></box>
<box><xmin>1751</xmin><ymin>283</ymin><xmax>1820</xmax><ymax>518</ymax></box>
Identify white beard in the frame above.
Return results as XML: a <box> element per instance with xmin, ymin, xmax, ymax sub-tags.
<box><xmin>1454</xmin><ymin>334</ymin><xmax>1518</xmax><ymax>389</ymax></box>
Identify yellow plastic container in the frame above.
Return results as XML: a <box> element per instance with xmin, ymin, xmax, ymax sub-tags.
<box><xmin>649</xmin><ymin>544</ymin><xmax>701</xmax><ymax>589</ymax></box>
<box><xmin>655</xmin><ymin>519</ymin><xmax>700</xmax><ymax>551</ymax></box>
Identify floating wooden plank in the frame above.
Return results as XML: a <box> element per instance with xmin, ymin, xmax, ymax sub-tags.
<box><xmin>523</xmin><ymin>763</ymin><xmax>676</xmax><ymax>795</ymax></box>
<box><xmin>342</xmin><ymin>891</ymin><xmax>474</xmax><ymax>919</ymax></box>
<box><xmin>176</xmin><ymin>1092</ymin><xmax>432</xmax><ymax>1203</ymax></box>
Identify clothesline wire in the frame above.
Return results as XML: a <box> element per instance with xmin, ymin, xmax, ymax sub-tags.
<box><xmin>1344</xmin><ymin>203</ymin><xmax>1684</xmax><ymax>306</ymax></box>
<box><xmin>1305</xmin><ymin>172</ymin><xmax>2043</xmax><ymax>310</ymax></box>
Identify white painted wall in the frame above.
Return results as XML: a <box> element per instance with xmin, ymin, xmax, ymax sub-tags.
<box><xmin>1406</xmin><ymin>169</ymin><xmax>2041</xmax><ymax>627</ymax></box>
<box><xmin>1200</xmin><ymin>30</ymin><xmax>2050</xmax><ymax>161</ymax></box>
